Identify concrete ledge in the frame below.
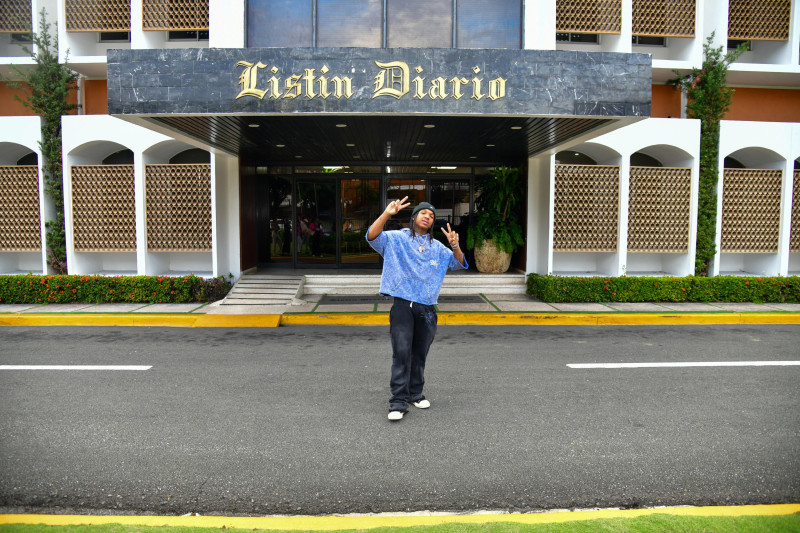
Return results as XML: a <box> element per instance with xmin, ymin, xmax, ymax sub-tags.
<box><xmin>1</xmin><ymin>503</ymin><xmax>798</xmax><ymax>530</ymax></box>
<box><xmin>0</xmin><ymin>314</ymin><xmax>282</xmax><ymax>328</ymax></box>
<box><xmin>279</xmin><ymin>312</ymin><xmax>800</xmax><ymax>327</ymax></box>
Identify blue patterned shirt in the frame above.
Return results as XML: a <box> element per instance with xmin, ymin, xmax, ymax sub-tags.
<box><xmin>367</xmin><ymin>227</ymin><xmax>468</xmax><ymax>305</ymax></box>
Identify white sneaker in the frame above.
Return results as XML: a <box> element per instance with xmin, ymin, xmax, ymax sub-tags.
<box><xmin>412</xmin><ymin>399</ymin><xmax>430</xmax><ymax>409</ymax></box>
<box><xmin>388</xmin><ymin>411</ymin><xmax>405</xmax><ymax>421</ymax></box>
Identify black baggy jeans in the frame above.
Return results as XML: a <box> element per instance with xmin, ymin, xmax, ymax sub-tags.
<box><xmin>389</xmin><ymin>297</ymin><xmax>438</xmax><ymax>412</ymax></box>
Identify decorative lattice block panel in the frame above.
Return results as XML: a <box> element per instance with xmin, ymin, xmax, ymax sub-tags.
<box><xmin>65</xmin><ymin>0</ymin><xmax>131</xmax><ymax>32</ymax></box>
<box><xmin>0</xmin><ymin>0</ymin><xmax>31</xmax><ymax>33</ymax></box>
<box><xmin>627</xmin><ymin>166</ymin><xmax>691</xmax><ymax>253</ymax></box>
<box><xmin>728</xmin><ymin>0</ymin><xmax>790</xmax><ymax>41</ymax></box>
<box><xmin>146</xmin><ymin>164</ymin><xmax>211</xmax><ymax>252</ymax></box>
<box><xmin>142</xmin><ymin>0</ymin><xmax>209</xmax><ymax>31</ymax></box>
<box><xmin>71</xmin><ymin>165</ymin><xmax>136</xmax><ymax>252</ymax></box>
<box><xmin>791</xmin><ymin>170</ymin><xmax>800</xmax><ymax>253</ymax></box>
<box><xmin>721</xmin><ymin>168</ymin><xmax>782</xmax><ymax>253</ymax></box>
<box><xmin>0</xmin><ymin>165</ymin><xmax>40</xmax><ymax>251</ymax></box>
<box><xmin>632</xmin><ymin>0</ymin><xmax>695</xmax><ymax>37</ymax></box>
<box><xmin>554</xmin><ymin>164</ymin><xmax>619</xmax><ymax>252</ymax></box>
<box><xmin>556</xmin><ymin>0</ymin><xmax>622</xmax><ymax>34</ymax></box>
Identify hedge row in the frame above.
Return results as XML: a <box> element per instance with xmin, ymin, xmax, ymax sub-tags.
<box><xmin>0</xmin><ymin>274</ymin><xmax>232</xmax><ymax>305</ymax></box>
<box><xmin>527</xmin><ymin>274</ymin><xmax>800</xmax><ymax>303</ymax></box>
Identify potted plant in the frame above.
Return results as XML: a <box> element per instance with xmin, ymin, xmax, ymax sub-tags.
<box><xmin>466</xmin><ymin>165</ymin><xmax>525</xmax><ymax>273</ymax></box>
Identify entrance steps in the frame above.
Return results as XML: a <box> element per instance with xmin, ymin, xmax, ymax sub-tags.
<box><xmin>223</xmin><ymin>272</ymin><xmax>528</xmax><ymax>306</ymax></box>
<box><xmin>302</xmin><ymin>272</ymin><xmax>527</xmax><ymax>296</ymax></box>
<box><xmin>220</xmin><ymin>274</ymin><xmax>304</xmax><ymax>306</ymax></box>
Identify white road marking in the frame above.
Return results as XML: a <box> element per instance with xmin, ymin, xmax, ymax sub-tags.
<box><xmin>568</xmin><ymin>361</ymin><xmax>800</xmax><ymax>369</ymax></box>
<box><xmin>0</xmin><ymin>365</ymin><xmax>152</xmax><ymax>371</ymax></box>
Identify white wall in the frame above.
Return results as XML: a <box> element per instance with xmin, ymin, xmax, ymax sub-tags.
<box><xmin>0</xmin><ymin>116</ymin><xmax>47</xmax><ymax>274</ymax></box>
<box><xmin>714</xmin><ymin>121</ymin><xmax>799</xmax><ymax>277</ymax></box>
<box><xmin>539</xmin><ymin>118</ymin><xmax>700</xmax><ymax>277</ymax></box>
<box><xmin>62</xmin><ymin>115</ymin><xmax>228</xmax><ymax>277</ymax></box>
<box><xmin>210</xmin><ymin>0</ymin><xmax>246</xmax><ymax>48</ymax></box>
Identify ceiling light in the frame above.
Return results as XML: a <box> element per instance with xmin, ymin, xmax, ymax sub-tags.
<box><xmin>511</xmin><ymin>126</ymin><xmax>522</xmax><ymax>130</ymax></box>
<box><xmin>486</xmin><ymin>144</ymin><xmax>495</xmax><ymax>147</ymax></box>
<box><xmin>353</xmin><ymin>155</ymin><xmax>361</xmax><ymax>159</ymax></box>
<box><xmin>275</xmin><ymin>144</ymin><xmax>285</xmax><ymax>148</ymax></box>
<box><xmin>324</xmin><ymin>166</ymin><xmax>343</xmax><ymax>171</ymax></box>
<box><xmin>248</xmin><ymin>123</ymin><xmax>259</xmax><ymax>128</ymax></box>
<box><xmin>411</xmin><ymin>155</ymin><xmax>419</xmax><ymax>158</ymax></box>
<box><xmin>295</xmin><ymin>155</ymin><xmax>302</xmax><ymax>159</ymax></box>
<box><xmin>346</xmin><ymin>143</ymin><xmax>355</xmax><ymax>147</ymax></box>
<box><xmin>336</xmin><ymin>123</ymin><xmax>347</xmax><ymax>128</ymax></box>
<box><xmin>433</xmin><ymin>166</ymin><xmax>457</xmax><ymax>170</ymax></box>
<box><xmin>423</xmin><ymin>124</ymin><xmax>435</xmax><ymax>128</ymax></box>
<box><xmin>416</xmin><ymin>142</ymin><xmax>425</xmax><ymax>146</ymax></box>
<box><xmin>469</xmin><ymin>156</ymin><xmax>477</xmax><ymax>159</ymax></box>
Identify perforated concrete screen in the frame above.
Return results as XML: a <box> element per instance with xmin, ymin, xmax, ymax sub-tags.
<box><xmin>721</xmin><ymin>168</ymin><xmax>782</xmax><ymax>253</ymax></box>
<box><xmin>71</xmin><ymin>165</ymin><xmax>136</xmax><ymax>252</ymax></box>
<box><xmin>65</xmin><ymin>0</ymin><xmax>131</xmax><ymax>32</ymax></box>
<box><xmin>627</xmin><ymin>166</ymin><xmax>691</xmax><ymax>253</ymax></box>
<box><xmin>553</xmin><ymin>164</ymin><xmax>620</xmax><ymax>252</ymax></box>
<box><xmin>145</xmin><ymin>163</ymin><xmax>211</xmax><ymax>252</ymax></box>
<box><xmin>0</xmin><ymin>165</ymin><xmax>40</xmax><ymax>251</ymax></box>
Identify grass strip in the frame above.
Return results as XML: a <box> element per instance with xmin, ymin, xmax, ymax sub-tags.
<box><xmin>1</xmin><ymin>510</ymin><xmax>799</xmax><ymax>533</ymax></box>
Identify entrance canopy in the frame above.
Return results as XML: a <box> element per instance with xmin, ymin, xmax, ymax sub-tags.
<box><xmin>107</xmin><ymin>47</ymin><xmax>651</xmax><ymax>164</ymax></box>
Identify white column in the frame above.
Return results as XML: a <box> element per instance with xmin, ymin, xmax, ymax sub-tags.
<box><xmin>777</xmin><ymin>156</ymin><xmax>794</xmax><ymax>276</ymax></box>
<box><xmin>617</xmin><ymin>153</ymin><xmax>630</xmax><ymax>276</ymax></box>
<box><xmin>210</xmin><ymin>0</ymin><xmax>246</xmax><ymax>48</ymax></box>
<box><xmin>134</xmin><ymin>149</ymin><xmax>147</xmax><ymax>275</ymax></box>
<box><xmin>525</xmin><ymin>154</ymin><xmax>554</xmax><ymax>275</ymax></box>
<box><xmin>211</xmin><ymin>152</ymin><xmax>241</xmax><ymax>279</ymax></box>
<box><xmin>523</xmin><ymin>0</ymin><xmax>555</xmax><ymax>50</ymax></box>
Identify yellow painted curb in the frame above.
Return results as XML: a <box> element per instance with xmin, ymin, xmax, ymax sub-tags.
<box><xmin>1</xmin><ymin>504</ymin><xmax>798</xmax><ymax>531</ymax></box>
<box><xmin>281</xmin><ymin>312</ymin><xmax>800</xmax><ymax>327</ymax></box>
<box><xmin>1</xmin><ymin>312</ymin><xmax>798</xmax><ymax>328</ymax></box>
<box><xmin>0</xmin><ymin>313</ymin><xmax>282</xmax><ymax>328</ymax></box>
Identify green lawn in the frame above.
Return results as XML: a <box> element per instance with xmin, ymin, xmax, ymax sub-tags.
<box><xmin>1</xmin><ymin>512</ymin><xmax>799</xmax><ymax>533</ymax></box>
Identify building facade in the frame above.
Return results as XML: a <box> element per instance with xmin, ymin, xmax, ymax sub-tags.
<box><xmin>0</xmin><ymin>0</ymin><xmax>798</xmax><ymax>280</ymax></box>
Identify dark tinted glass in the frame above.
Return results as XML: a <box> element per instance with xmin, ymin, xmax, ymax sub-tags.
<box><xmin>457</xmin><ymin>0</ymin><xmax>520</xmax><ymax>49</ymax></box>
<box><xmin>318</xmin><ymin>0</ymin><xmax>382</xmax><ymax>47</ymax></box>
<box><xmin>248</xmin><ymin>0</ymin><xmax>312</xmax><ymax>47</ymax></box>
<box><xmin>387</xmin><ymin>0</ymin><xmax>452</xmax><ymax>48</ymax></box>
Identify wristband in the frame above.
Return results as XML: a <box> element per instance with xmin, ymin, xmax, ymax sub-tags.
<box><xmin>450</xmin><ymin>242</ymin><xmax>459</xmax><ymax>249</ymax></box>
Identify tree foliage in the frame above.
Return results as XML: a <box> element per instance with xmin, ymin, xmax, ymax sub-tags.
<box><xmin>5</xmin><ymin>9</ymin><xmax>77</xmax><ymax>273</ymax></box>
<box><xmin>670</xmin><ymin>33</ymin><xmax>747</xmax><ymax>275</ymax></box>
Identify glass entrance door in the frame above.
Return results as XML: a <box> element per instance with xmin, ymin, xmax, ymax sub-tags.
<box><xmin>340</xmin><ymin>177</ymin><xmax>381</xmax><ymax>265</ymax></box>
<box><xmin>296</xmin><ymin>180</ymin><xmax>337</xmax><ymax>265</ymax></box>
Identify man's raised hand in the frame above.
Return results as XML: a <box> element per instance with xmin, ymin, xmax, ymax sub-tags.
<box><xmin>385</xmin><ymin>196</ymin><xmax>410</xmax><ymax>216</ymax></box>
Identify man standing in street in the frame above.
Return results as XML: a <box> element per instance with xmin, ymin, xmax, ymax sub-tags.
<box><xmin>366</xmin><ymin>197</ymin><xmax>468</xmax><ymax>421</ymax></box>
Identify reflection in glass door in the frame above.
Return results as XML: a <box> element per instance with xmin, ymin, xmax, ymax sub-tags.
<box><xmin>267</xmin><ymin>176</ymin><xmax>293</xmax><ymax>263</ymax></box>
<box><xmin>296</xmin><ymin>180</ymin><xmax>336</xmax><ymax>265</ymax></box>
<box><xmin>430</xmin><ymin>179</ymin><xmax>471</xmax><ymax>247</ymax></box>
<box><xmin>340</xmin><ymin>178</ymin><xmax>381</xmax><ymax>265</ymax></box>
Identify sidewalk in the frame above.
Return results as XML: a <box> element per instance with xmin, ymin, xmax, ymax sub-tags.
<box><xmin>1</xmin><ymin>293</ymin><xmax>799</xmax><ymax>327</ymax></box>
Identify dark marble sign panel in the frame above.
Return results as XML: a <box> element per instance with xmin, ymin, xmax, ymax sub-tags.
<box><xmin>107</xmin><ymin>47</ymin><xmax>651</xmax><ymax>118</ymax></box>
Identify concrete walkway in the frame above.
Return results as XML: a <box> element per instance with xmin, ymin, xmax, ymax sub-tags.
<box><xmin>1</xmin><ymin>293</ymin><xmax>800</xmax><ymax>327</ymax></box>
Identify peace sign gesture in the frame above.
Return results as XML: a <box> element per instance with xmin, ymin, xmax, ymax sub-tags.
<box><xmin>384</xmin><ymin>196</ymin><xmax>410</xmax><ymax>216</ymax></box>
<box><xmin>441</xmin><ymin>223</ymin><xmax>459</xmax><ymax>249</ymax></box>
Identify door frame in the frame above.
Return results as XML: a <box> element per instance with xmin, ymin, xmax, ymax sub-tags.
<box><xmin>259</xmin><ymin>167</ymin><xmax>477</xmax><ymax>269</ymax></box>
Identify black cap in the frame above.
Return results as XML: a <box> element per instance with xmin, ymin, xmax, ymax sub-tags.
<box><xmin>411</xmin><ymin>202</ymin><xmax>436</xmax><ymax>218</ymax></box>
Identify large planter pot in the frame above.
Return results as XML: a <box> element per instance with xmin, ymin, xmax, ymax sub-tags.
<box><xmin>474</xmin><ymin>239</ymin><xmax>511</xmax><ymax>273</ymax></box>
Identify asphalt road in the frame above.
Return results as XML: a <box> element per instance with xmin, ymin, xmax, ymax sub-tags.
<box><xmin>0</xmin><ymin>324</ymin><xmax>798</xmax><ymax>516</ymax></box>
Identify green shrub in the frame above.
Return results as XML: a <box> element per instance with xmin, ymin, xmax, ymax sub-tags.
<box><xmin>527</xmin><ymin>274</ymin><xmax>800</xmax><ymax>304</ymax></box>
<box><xmin>0</xmin><ymin>274</ymin><xmax>232</xmax><ymax>305</ymax></box>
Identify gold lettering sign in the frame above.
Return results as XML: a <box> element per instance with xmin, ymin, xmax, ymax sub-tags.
<box><xmin>235</xmin><ymin>60</ymin><xmax>506</xmax><ymax>102</ymax></box>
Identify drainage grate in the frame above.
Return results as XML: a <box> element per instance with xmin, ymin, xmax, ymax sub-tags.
<box><xmin>318</xmin><ymin>294</ymin><xmax>485</xmax><ymax>305</ymax></box>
